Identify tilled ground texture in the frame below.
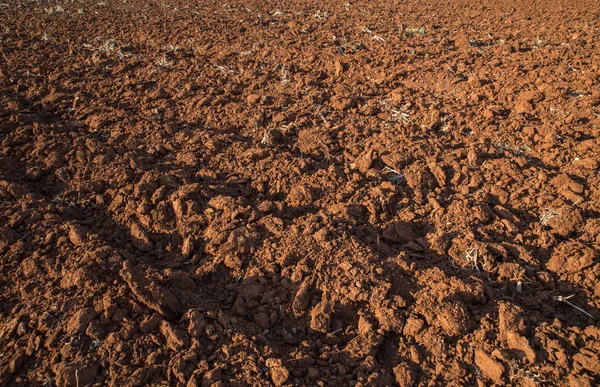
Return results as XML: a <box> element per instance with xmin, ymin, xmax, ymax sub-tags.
<box><xmin>1</xmin><ymin>0</ymin><xmax>600</xmax><ymax>385</ymax></box>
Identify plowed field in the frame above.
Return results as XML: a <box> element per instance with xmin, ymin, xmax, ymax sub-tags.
<box><xmin>1</xmin><ymin>0</ymin><xmax>600</xmax><ymax>385</ymax></box>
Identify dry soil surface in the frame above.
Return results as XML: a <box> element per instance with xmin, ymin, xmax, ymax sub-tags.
<box><xmin>1</xmin><ymin>0</ymin><xmax>600</xmax><ymax>386</ymax></box>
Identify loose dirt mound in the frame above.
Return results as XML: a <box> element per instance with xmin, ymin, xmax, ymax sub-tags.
<box><xmin>1</xmin><ymin>0</ymin><xmax>600</xmax><ymax>385</ymax></box>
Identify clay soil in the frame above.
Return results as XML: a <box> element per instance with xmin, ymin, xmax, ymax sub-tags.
<box><xmin>1</xmin><ymin>0</ymin><xmax>600</xmax><ymax>385</ymax></box>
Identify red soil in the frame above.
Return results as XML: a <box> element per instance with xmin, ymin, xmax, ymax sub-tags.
<box><xmin>1</xmin><ymin>0</ymin><xmax>599</xmax><ymax>385</ymax></box>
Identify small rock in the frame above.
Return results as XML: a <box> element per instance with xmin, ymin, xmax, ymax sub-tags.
<box><xmin>286</xmin><ymin>184</ymin><xmax>316</xmax><ymax>206</ymax></box>
<box><xmin>85</xmin><ymin>321</ymin><xmax>106</xmax><ymax>340</ymax></box>
<box><xmin>551</xmin><ymin>173</ymin><xmax>584</xmax><ymax>194</ymax></box>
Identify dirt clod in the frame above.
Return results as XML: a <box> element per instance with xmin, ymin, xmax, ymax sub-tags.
<box><xmin>120</xmin><ymin>261</ymin><xmax>184</xmax><ymax>320</ymax></box>
<box><xmin>475</xmin><ymin>349</ymin><xmax>505</xmax><ymax>384</ymax></box>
